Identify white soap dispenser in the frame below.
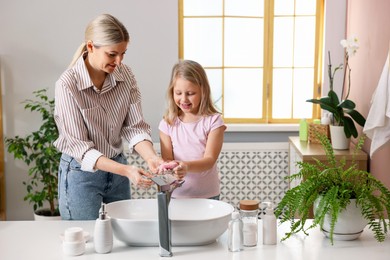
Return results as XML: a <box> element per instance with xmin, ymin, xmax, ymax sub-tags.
<box><xmin>227</xmin><ymin>211</ymin><xmax>244</xmax><ymax>252</ymax></box>
<box><xmin>321</xmin><ymin>112</ymin><xmax>331</xmax><ymax>125</ymax></box>
<box><xmin>262</xmin><ymin>202</ymin><xmax>277</xmax><ymax>245</ymax></box>
<box><xmin>94</xmin><ymin>203</ymin><xmax>113</xmax><ymax>253</ymax></box>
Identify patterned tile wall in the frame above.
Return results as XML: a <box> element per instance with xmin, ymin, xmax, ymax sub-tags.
<box><xmin>219</xmin><ymin>150</ymin><xmax>289</xmax><ymax>208</ymax></box>
<box><xmin>125</xmin><ymin>143</ymin><xmax>289</xmax><ymax>210</ymax></box>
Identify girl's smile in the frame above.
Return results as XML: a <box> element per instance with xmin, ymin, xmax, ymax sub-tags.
<box><xmin>173</xmin><ymin>77</ymin><xmax>201</xmax><ymax>117</ymax></box>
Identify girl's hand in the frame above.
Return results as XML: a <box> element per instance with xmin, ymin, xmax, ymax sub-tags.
<box><xmin>173</xmin><ymin>162</ymin><xmax>187</xmax><ymax>180</ymax></box>
<box><xmin>157</xmin><ymin>161</ymin><xmax>179</xmax><ymax>174</ymax></box>
<box><xmin>126</xmin><ymin>165</ymin><xmax>153</xmax><ymax>189</ymax></box>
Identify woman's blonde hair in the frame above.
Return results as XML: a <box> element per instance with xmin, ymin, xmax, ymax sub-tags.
<box><xmin>163</xmin><ymin>60</ymin><xmax>219</xmax><ymax>125</ymax></box>
<box><xmin>68</xmin><ymin>14</ymin><xmax>129</xmax><ymax>68</ymax></box>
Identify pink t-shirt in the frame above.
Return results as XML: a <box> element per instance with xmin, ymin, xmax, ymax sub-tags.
<box><xmin>158</xmin><ymin>114</ymin><xmax>225</xmax><ymax>198</ymax></box>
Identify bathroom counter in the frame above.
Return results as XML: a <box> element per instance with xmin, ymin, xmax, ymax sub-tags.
<box><xmin>0</xmin><ymin>220</ymin><xmax>389</xmax><ymax>260</ymax></box>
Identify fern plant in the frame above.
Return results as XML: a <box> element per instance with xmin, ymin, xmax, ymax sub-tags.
<box><xmin>5</xmin><ymin>89</ymin><xmax>60</xmax><ymax>216</ymax></box>
<box><xmin>275</xmin><ymin>134</ymin><xmax>390</xmax><ymax>244</ymax></box>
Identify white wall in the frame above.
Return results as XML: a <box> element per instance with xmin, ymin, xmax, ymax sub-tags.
<box><xmin>322</xmin><ymin>0</ymin><xmax>347</xmax><ymax>96</ymax></box>
<box><xmin>0</xmin><ymin>0</ymin><xmax>178</xmax><ymax>220</ymax></box>
<box><xmin>0</xmin><ymin>0</ymin><xmax>345</xmax><ymax>220</ymax></box>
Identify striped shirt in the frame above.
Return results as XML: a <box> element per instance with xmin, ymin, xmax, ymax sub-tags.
<box><xmin>54</xmin><ymin>54</ymin><xmax>152</xmax><ymax>172</ymax></box>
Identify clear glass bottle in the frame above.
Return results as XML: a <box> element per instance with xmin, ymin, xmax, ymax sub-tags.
<box><xmin>227</xmin><ymin>211</ymin><xmax>244</xmax><ymax>252</ymax></box>
<box><xmin>239</xmin><ymin>200</ymin><xmax>259</xmax><ymax>247</ymax></box>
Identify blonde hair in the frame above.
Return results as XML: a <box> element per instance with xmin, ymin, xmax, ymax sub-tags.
<box><xmin>163</xmin><ymin>60</ymin><xmax>219</xmax><ymax>125</ymax></box>
<box><xmin>68</xmin><ymin>14</ymin><xmax>129</xmax><ymax>68</ymax></box>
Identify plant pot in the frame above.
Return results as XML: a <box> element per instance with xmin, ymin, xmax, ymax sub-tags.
<box><xmin>329</xmin><ymin>125</ymin><xmax>350</xmax><ymax>150</ymax></box>
<box><xmin>34</xmin><ymin>208</ymin><xmax>61</xmax><ymax>221</ymax></box>
<box><xmin>315</xmin><ymin>199</ymin><xmax>367</xmax><ymax>241</ymax></box>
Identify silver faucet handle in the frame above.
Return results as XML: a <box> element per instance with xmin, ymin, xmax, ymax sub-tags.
<box><xmin>150</xmin><ymin>173</ymin><xmax>185</xmax><ymax>192</ymax></box>
<box><xmin>150</xmin><ymin>176</ymin><xmax>171</xmax><ymax>191</ymax></box>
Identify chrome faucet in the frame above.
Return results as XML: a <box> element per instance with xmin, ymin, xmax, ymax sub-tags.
<box><xmin>151</xmin><ymin>174</ymin><xmax>184</xmax><ymax>257</ymax></box>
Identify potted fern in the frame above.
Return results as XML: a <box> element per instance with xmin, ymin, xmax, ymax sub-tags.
<box><xmin>5</xmin><ymin>89</ymin><xmax>61</xmax><ymax>218</ymax></box>
<box><xmin>275</xmin><ymin>134</ymin><xmax>390</xmax><ymax>244</ymax></box>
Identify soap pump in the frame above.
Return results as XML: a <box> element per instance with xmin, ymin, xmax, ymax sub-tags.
<box><xmin>262</xmin><ymin>202</ymin><xmax>277</xmax><ymax>245</ymax></box>
<box><xmin>299</xmin><ymin>118</ymin><xmax>308</xmax><ymax>142</ymax></box>
<box><xmin>94</xmin><ymin>203</ymin><xmax>113</xmax><ymax>254</ymax></box>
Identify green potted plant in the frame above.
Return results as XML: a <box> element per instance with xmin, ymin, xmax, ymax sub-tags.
<box><xmin>275</xmin><ymin>134</ymin><xmax>390</xmax><ymax>244</ymax></box>
<box><xmin>5</xmin><ymin>88</ymin><xmax>61</xmax><ymax>217</ymax></box>
<box><xmin>307</xmin><ymin>37</ymin><xmax>366</xmax><ymax>140</ymax></box>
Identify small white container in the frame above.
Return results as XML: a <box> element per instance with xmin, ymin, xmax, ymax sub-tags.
<box><xmin>63</xmin><ymin>240</ymin><xmax>86</xmax><ymax>256</ymax></box>
<box><xmin>321</xmin><ymin>112</ymin><xmax>331</xmax><ymax>125</ymax></box>
<box><xmin>62</xmin><ymin>227</ymin><xmax>86</xmax><ymax>256</ymax></box>
<box><xmin>64</xmin><ymin>227</ymin><xmax>84</xmax><ymax>242</ymax></box>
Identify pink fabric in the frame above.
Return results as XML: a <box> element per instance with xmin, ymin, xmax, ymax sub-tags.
<box><xmin>158</xmin><ymin>114</ymin><xmax>225</xmax><ymax>198</ymax></box>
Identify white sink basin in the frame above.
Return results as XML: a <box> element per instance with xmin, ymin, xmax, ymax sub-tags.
<box><xmin>106</xmin><ymin>198</ymin><xmax>234</xmax><ymax>246</ymax></box>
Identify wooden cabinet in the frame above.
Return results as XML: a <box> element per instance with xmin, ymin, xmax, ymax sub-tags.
<box><xmin>288</xmin><ymin>136</ymin><xmax>368</xmax><ymax>189</ymax></box>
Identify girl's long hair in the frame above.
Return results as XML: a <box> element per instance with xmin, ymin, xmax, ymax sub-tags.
<box><xmin>163</xmin><ymin>60</ymin><xmax>220</xmax><ymax>125</ymax></box>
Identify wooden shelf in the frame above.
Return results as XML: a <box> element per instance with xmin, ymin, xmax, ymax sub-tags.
<box><xmin>289</xmin><ymin>136</ymin><xmax>368</xmax><ymax>171</ymax></box>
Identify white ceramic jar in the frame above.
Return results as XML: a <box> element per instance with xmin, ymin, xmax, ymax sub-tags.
<box><xmin>62</xmin><ymin>227</ymin><xmax>86</xmax><ymax>256</ymax></box>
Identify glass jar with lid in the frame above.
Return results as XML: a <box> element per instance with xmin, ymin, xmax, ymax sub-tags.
<box><xmin>239</xmin><ymin>200</ymin><xmax>259</xmax><ymax>247</ymax></box>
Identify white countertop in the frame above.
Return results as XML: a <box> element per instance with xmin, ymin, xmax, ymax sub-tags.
<box><xmin>0</xmin><ymin>220</ymin><xmax>389</xmax><ymax>260</ymax></box>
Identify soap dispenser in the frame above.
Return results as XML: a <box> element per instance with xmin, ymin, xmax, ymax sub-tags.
<box><xmin>299</xmin><ymin>118</ymin><xmax>308</xmax><ymax>142</ymax></box>
<box><xmin>94</xmin><ymin>203</ymin><xmax>113</xmax><ymax>253</ymax></box>
<box><xmin>262</xmin><ymin>202</ymin><xmax>277</xmax><ymax>245</ymax></box>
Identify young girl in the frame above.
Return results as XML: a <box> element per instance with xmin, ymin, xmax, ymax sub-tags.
<box><xmin>159</xmin><ymin>60</ymin><xmax>226</xmax><ymax>199</ymax></box>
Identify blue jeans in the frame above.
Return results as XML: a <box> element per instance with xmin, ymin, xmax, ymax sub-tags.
<box><xmin>58</xmin><ymin>153</ymin><xmax>130</xmax><ymax>220</ymax></box>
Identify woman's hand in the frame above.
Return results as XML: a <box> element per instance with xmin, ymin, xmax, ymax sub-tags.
<box><xmin>146</xmin><ymin>156</ymin><xmax>164</xmax><ymax>174</ymax></box>
<box><xmin>125</xmin><ymin>165</ymin><xmax>153</xmax><ymax>189</ymax></box>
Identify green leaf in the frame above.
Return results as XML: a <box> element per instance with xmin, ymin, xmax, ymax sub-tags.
<box><xmin>339</xmin><ymin>99</ymin><xmax>356</xmax><ymax>109</ymax></box>
<box><xmin>327</xmin><ymin>90</ymin><xmax>340</xmax><ymax>107</ymax></box>
<box><xmin>346</xmin><ymin>110</ymin><xmax>366</xmax><ymax>127</ymax></box>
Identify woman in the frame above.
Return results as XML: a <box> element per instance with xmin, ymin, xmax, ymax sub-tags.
<box><xmin>54</xmin><ymin>14</ymin><xmax>162</xmax><ymax>220</ymax></box>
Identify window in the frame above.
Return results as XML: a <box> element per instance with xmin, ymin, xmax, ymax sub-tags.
<box><xmin>179</xmin><ymin>0</ymin><xmax>324</xmax><ymax>124</ymax></box>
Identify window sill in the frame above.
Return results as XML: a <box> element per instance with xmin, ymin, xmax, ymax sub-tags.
<box><xmin>225</xmin><ymin>123</ymin><xmax>299</xmax><ymax>132</ymax></box>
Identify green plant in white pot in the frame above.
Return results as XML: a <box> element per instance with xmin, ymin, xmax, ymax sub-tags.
<box><xmin>5</xmin><ymin>89</ymin><xmax>60</xmax><ymax>217</ymax></box>
<box><xmin>275</xmin><ymin>134</ymin><xmax>390</xmax><ymax>244</ymax></box>
<box><xmin>307</xmin><ymin>37</ymin><xmax>366</xmax><ymax>145</ymax></box>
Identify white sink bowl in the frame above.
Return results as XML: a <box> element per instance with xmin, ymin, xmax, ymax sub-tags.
<box><xmin>106</xmin><ymin>198</ymin><xmax>234</xmax><ymax>246</ymax></box>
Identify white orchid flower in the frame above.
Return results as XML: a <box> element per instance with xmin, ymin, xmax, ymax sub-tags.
<box><xmin>340</xmin><ymin>37</ymin><xmax>359</xmax><ymax>57</ymax></box>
